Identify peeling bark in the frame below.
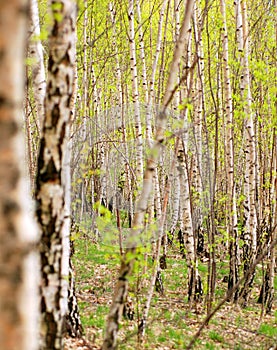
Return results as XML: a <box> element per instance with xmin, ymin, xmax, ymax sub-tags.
<box><xmin>35</xmin><ymin>1</ymin><xmax>76</xmax><ymax>349</ymax></box>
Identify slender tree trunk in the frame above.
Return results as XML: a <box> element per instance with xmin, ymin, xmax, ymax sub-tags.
<box><xmin>0</xmin><ymin>0</ymin><xmax>39</xmax><ymax>349</ymax></box>
<box><xmin>220</xmin><ymin>0</ymin><xmax>240</xmax><ymax>301</ymax></box>
<box><xmin>65</xmin><ymin>21</ymin><xmax>83</xmax><ymax>337</ymax></box>
<box><xmin>128</xmin><ymin>0</ymin><xmax>143</xmax><ymax>182</ymax></box>
<box><xmin>235</xmin><ymin>0</ymin><xmax>257</xmax><ymax>307</ymax></box>
<box><xmin>257</xmin><ymin>6</ymin><xmax>277</xmax><ymax>311</ymax></box>
<box><xmin>26</xmin><ymin>0</ymin><xmax>46</xmax><ymax>192</ymax></box>
<box><xmin>36</xmin><ymin>1</ymin><xmax>76</xmax><ymax>348</ymax></box>
<box><xmin>138</xmin><ymin>144</ymin><xmax>179</xmax><ymax>341</ymax></box>
<box><xmin>178</xmin><ymin>138</ymin><xmax>202</xmax><ymax>302</ymax></box>
<box><xmin>29</xmin><ymin>0</ymin><xmax>46</xmax><ymax>134</ymax></box>
<box><xmin>110</xmin><ymin>2</ymin><xmax>134</xmax><ymax>227</ymax></box>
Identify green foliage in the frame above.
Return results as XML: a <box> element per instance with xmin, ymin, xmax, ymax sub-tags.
<box><xmin>258</xmin><ymin>323</ymin><xmax>277</xmax><ymax>338</ymax></box>
<box><xmin>72</xmin><ymin>237</ymin><xmax>277</xmax><ymax>349</ymax></box>
<box><xmin>209</xmin><ymin>330</ymin><xmax>224</xmax><ymax>343</ymax></box>
<box><xmin>80</xmin><ymin>303</ymin><xmax>109</xmax><ymax>329</ymax></box>
<box><xmin>33</xmin><ymin>0</ymin><xmax>277</xmax><ymax>347</ymax></box>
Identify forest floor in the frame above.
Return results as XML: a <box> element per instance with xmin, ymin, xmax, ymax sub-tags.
<box><xmin>64</xmin><ymin>238</ymin><xmax>277</xmax><ymax>350</ymax></box>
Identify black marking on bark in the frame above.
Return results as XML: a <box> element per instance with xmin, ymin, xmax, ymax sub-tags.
<box><xmin>36</xmin><ymin>138</ymin><xmax>46</xmax><ymax>186</ymax></box>
<box><xmin>48</xmin><ymin>55</ymin><xmax>54</xmax><ymax>71</ymax></box>
<box><xmin>63</xmin><ymin>51</ymin><xmax>71</xmax><ymax>65</ymax></box>
<box><xmin>66</xmin><ymin>93</ymin><xmax>72</xmax><ymax>108</ymax></box>
<box><xmin>41</xmin><ymin>157</ymin><xmax>59</xmax><ymax>182</ymax></box>
<box><xmin>54</xmin><ymin>86</ymin><xmax>61</xmax><ymax>96</ymax></box>
<box><xmin>41</xmin><ymin>296</ymin><xmax>47</xmax><ymax>316</ymax></box>
<box><xmin>48</xmin><ymin>80</ymin><xmax>53</xmax><ymax>92</ymax></box>
<box><xmin>3</xmin><ymin>199</ymin><xmax>20</xmax><ymax>216</ymax></box>
<box><xmin>66</xmin><ymin>75</ymin><xmax>70</xmax><ymax>90</ymax></box>
<box><xmin>66</xmin><ymin>244</ymin><xmax>83</xmax><ymax>337</ymax></box>
<box><xmin>52</xmin><ymin>103</ymin><xmax>60</xmax><ymax>127</ymax></box>
<box><xmin>53</xmin><ymin>67</ymin><xmax>59</xmax><ymax>76</ymax></box>
<box><xmin>52</xmin><ymin>21</ymin><xmax>59</xmax><ymax>37</ymax></box>
<box><xmin>45</xmin><ymin>311</ymin><xmax>58</xmax><ymax>349</ymax></box>
<box><xmin>58</xmin><ymin>122</ymin><xmax>66</xmax><ymax>161</ymax></box>
<box><xmin>55</xmin><ymin>280</ymin><xmax>62</xmax><ymax>308</ymax></box>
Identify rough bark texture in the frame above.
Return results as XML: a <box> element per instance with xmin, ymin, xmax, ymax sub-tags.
<box><xmin>66</xmin><ymin>242</ymin><xmax>83</xmax><ymax>337</ymax></box>
<box><xmin>36</xmin><ymin>1</ymin><xmax>76</xmax><ymax>349</ymax></box>
<box><xmin>0</xmin><ymin>0</ymin><xmax>39</xmax><ymax>349</ymax></box>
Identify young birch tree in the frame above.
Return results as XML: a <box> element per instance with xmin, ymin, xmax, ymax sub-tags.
<box><xmin>235</xmin><ymin>0</ymin><xmax>258</xmax><ymax>306</ymax></box>
<box><xmin>128</xmin><ymin>0</ymin><xmax>143</xmax><ymax>182</ymax></box>
<box><xmin>0</xmin><ymin>0</ymin><xmax>39</xmax><ymax>349</ymax></box>
<box><xmin>29</xmin><ymin>0</ymin><xmax>47</xmax><ymax>133</ymax></box>
<box><xmin>35</xmin><ymin>0</ymin><xmax>76</xmax><ymax>348</ymax></box>
<box><xmin>220</xmin><ymin>0</ymin><xmax>240</xmax><ymax>301</ymax></box>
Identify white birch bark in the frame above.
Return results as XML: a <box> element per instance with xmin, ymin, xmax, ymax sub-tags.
<box><xmin>220</xmin><ymin>0</ymin><xmax>240</xmax><ymax>300</ymax></box>
<box><xmin>81</xmin><ymin>0</ymin><xmax>88</xmax><ymax>142</ymax></box>
<box><xmin>110</xmin><ymin>2</ymin><xmax>134</xmax><ymax>226</ymax></box>
<box><xmin>128</xmin><ymin>0</ymin><xmax>143</xmax><ymax>182</ymax></box>
<box><xmin>235</xmin><ymin>0</ymin><xmax>257</xmax><ymax>306</ymax></box>
<box><xmin>29</xmin><ymin>0</ymin><xmax>46</xmax><ymax>133</ymax></box>
<box><xmin>36</xmin><ymin>1</ymin><xmax>76</xmax><ymax>348</ymax></box>
<box><xmin>146</xmin><ymin>0</ymin><xmax>168</xmax><ymax>145</ymax></box>
<box><xmin>192</xmin><ymin>1</ymin><xmax>203</xmax><ymax>199</ymax></box>
<box><xmin>65</xmin><ymin>26</ymin><xmax>82</xmax><ymax>336</ymax></box>
<box><xmin>136</xmin><ymin>0</ymin><xmax>149</xmax><ymax>102</ymax></box>
<box><xmin>0</xmin><ymin>0</ymin><xmax>39</xmax><ymax>349</ymax></box>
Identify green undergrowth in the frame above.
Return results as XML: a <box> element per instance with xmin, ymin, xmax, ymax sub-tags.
<box><xmin>72</xmin><ymin>237</ymin><xmax>277</xmax><ymax>349</ymax></box>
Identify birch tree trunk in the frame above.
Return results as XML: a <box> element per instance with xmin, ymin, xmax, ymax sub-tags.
<box><xmin>257</xmin><ymin>135</ymin><xmax>276</xmax><ymax>314</ymax></box>
<box><xmin>26</xmin><ymin>0</ymin><xmax>47</xmax><ymax>192</ymax></box>
<box><xmin>257</xmin><ymin>5</ymin><xmax>277</xmax><ymax>311</ymax></box>
<box><xmin>35</xmin><ymin>1</ymin><xmax>76</xmax><ymax>348</ymax></box>
<box><xmin>64</xmin><ymin>18</ymin><xmax>82</xmax><ymax>337</ymax></box>
<box><xmin>178</xmin><ymin>139</ymin><xmax>203</xmax><ymax>302</ymax></box>
<box><xmin>235</xmin><ymin>0</ymin><xmax>258</xmax><ymax>306</ymax></box>
<box><xmin>102</xmin><ymin>2</ymin><xmax>194</xmax><ymax>348</ymax></box>
<box><xmin>220</xmin><ymin>0</ymin><xmax>240</xmax><ymax>301</ymax></box>
<box><xmin>128</xmin><ymin>0</ymin><xmax>144</xmax><ymax>182</ymax></box>
<box><xmin>0</xmin><ymin>0</ymin><xmax>39</xmax><ymax>349</ymax></box>
<box><xmin>109</xmin><ymin>2</ymin><xmax>134</xmax><ymax>227</ymax></box>
<box><xmin>29</xmin><ymin>0</ymin><xmax>46</xmax><ymax>133</ymax></box>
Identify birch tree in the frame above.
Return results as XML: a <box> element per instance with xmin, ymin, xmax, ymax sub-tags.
<box><xmin>26</xmin><ymin>0</ymin><xmax>47</xmax><ymax>191</ymax></box>
<box><xmin>128</xmin><ymin>0</ymin><xmax>143</xmax><ymax>183</ymax></box>
<box><xmin>29</xmin><ymin>0</ymin><xmax>46</xmax><ymax>133</ymax></box>
<box><xmin>0</xmin><ymin>0</ymin><xmax>39</xmax><ymax>349</ymax></box>
<box><xmin>220</xmin><ymin>0</ymin><xmax>240</xmax><ymax>301</ymax></box>
<box><xmin>35</xmin><ymin>0</ymin><xmax>76</xmax><ymax>348</ymax></box>
<box><xmin>235</xmin><ymin>0</ymin><xmax>258</xmax><ymax>306</ymax></box>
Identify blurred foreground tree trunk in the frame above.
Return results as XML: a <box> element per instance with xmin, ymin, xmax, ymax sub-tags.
<box><xmin>0</xmin><ymin>0</ymin><xmax>39</xmax><ymax>349</ymax></box>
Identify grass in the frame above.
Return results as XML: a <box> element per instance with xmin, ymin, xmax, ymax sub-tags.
<box><xmin>208</xmin><ymin>330</ymin><xmax>224</xmax><ymax>343</ymax></box>
<box><xmin>258</xmin><ymin>323</ymin><xmax>277</xmax><ymax>338</ymax></box>
<box><xmin>71</xmin><ymin>237</ymin><xmax>277</xmax><ymax>350</ymax></box>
